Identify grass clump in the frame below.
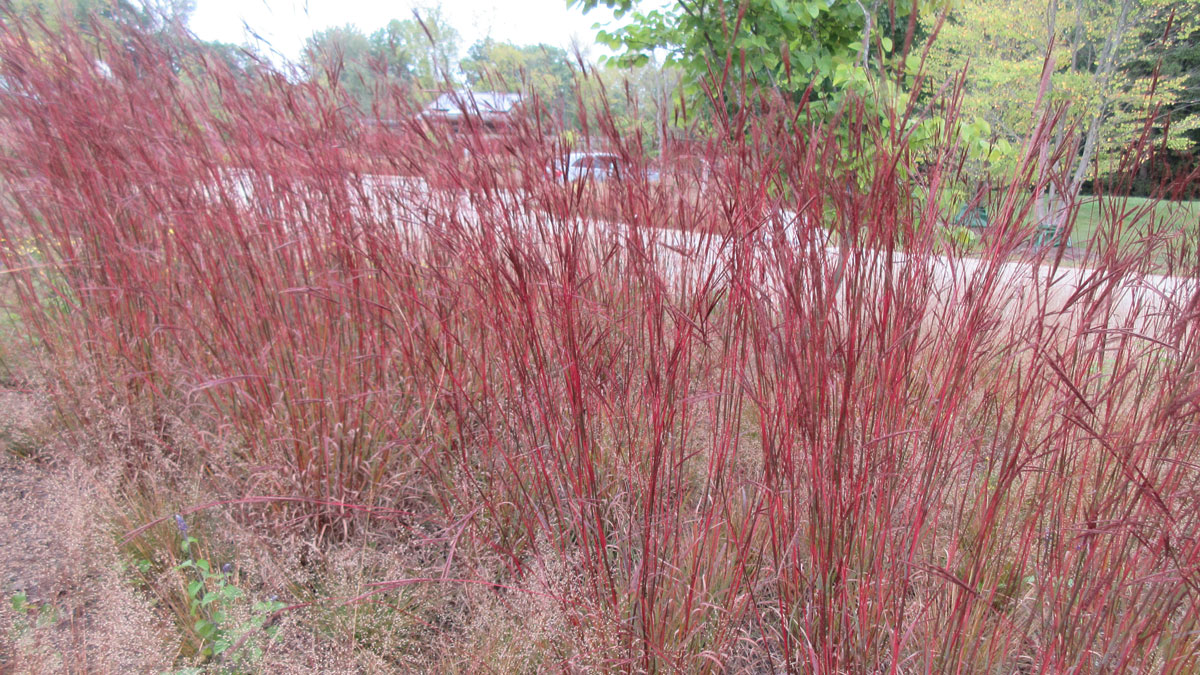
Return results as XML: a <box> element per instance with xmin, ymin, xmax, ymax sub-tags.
<box><xmin>0</xmin><ymin>9</ymin><xmax>1198</xmax><ymax>673</ymax></box>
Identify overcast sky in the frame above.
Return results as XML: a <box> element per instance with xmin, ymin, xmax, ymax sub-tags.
<box><xmin>188</xmin><ymin>0</ymin><xmax>617</xmax><ymax>65</ymax></box>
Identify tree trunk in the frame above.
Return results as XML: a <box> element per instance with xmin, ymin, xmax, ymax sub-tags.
<box><xmin>1066</xmin><ymin>0</ymin><xmax>1137</xmax><ymax>198</ymax></box>
<box><xmin>1036</xmin><ymin>0</ymin><xmax>1139</xmax><ymax>237</ymax></box>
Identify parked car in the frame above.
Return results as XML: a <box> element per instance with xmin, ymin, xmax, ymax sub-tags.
<box><xmin>553</xmin><ymin>152</ymin><xmax>660</xmax><ymax>184</ymax></box>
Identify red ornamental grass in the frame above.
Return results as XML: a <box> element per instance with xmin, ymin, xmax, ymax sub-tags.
<box><xmin>1</xmin><ymin>10</ymin><xmax>1199</xmax><ymax>672</ymax></box>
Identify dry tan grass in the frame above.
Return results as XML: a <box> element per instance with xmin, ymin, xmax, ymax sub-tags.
<box><xmin>0</xmin><ymin>451</ymin><xmax>176</xmax><ymax>672</ymax></box>
<box><xmin>0</xmin><ymin>388</ymin><xmax>443</xmax><ymax>672</ymax></box>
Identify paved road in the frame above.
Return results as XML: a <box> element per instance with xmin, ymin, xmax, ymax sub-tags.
<box><xmin>215</xmin><ymin>171</ymin><xmax>1197</xmax><ymax>344</ymax></box>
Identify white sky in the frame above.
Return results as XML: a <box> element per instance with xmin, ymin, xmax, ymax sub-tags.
<box><xmin>188</xmin><ymin>0</ymin><xmax>617</xmax><ymax>65</ymax></box>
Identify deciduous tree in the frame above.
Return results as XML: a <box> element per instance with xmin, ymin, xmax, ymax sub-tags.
<box><xmin>572</xmin><ymin>0</ymin><xmax>944</xmax><ymax>118</ymax></box>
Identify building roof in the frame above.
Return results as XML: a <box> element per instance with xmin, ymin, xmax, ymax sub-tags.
<box><xmin>423</xmin><ymin>91</ymin><xmax>523</xmax><ymax>124</ymax></box>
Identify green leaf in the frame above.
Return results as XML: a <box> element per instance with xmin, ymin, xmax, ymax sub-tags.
<box><xmin>194</xmin><ymin>619</ymin><xmax>215</xmax><ymax>639</ymax></box>
<box><xmin>770</xmin><ymin>0</ymin><xmax>797</xmax><ymax>26</ymax></box>
<box><xmin>881</xmin><ymin>37</ymin><xmax>893</xmax><ymax>52</ymax></box>
<box><xmin>806</xmin><ymin>2</ymin><xmax>822</xmax><ymax>19</ymax></box>
<box><xmin>187</xmin><ymin>580</ymin><xmax>203</xmax><ymax>599</ymax></box>
<box><xmin>10</xmin><ymin>592</ymin><xmax>28</xmax><ymax>612</ymax></box>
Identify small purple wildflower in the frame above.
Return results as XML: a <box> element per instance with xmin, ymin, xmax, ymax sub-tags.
<box><xmin>174</xmin><ymin>514</ymin><xmax>188</xmax><ymax>535</ymax></box>
<box><xmin>222</xmin><ymin>563</ymin><xmax>233</xmax><ymax>574</ymax></box>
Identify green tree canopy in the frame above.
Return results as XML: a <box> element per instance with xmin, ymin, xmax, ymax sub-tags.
<box><xmin>368</xmin><ymin>7</ymin><xmax>460</xmax><ymax>91</ymax></box>
<box><xmin>4</xmin><ymin>0</ymin><xmax>192</xmax><ymax>29</ymax></box>
<box><xmin>572</xmin><ymin>0</ymin><xmax>945</xmax><ymax>117</ymax></box>
<box><xmin>923</xmin><ymin>0</ymin><xmax>1196</xmax><ymax>204</ymax></box>
<box><xmin>301</xmin><ymin>9</ymin><xmax>459</xmax><ymax>110</ymax></box>
<box><xmin>1123</xmin><ymin>0</ymin><xmax>1200</xmax><ymax>150</ymax></box>
<box><xmin>303</xmin><ymin>24</ymin><xmax>377</xmax><ymax>107</ymax></box>
<box><xmin>461</xmin><ymin>39</ymin><xmax>572</xmax><ymax>97</ymax></box>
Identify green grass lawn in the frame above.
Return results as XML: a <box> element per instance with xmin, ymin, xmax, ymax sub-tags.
<box><xmin>1066</xmin><ymin>195</ymin><xmax>1200</xmax><ymax>247</ymax></box>
<box><xmin>932</xmin><ymin>194</ymin><xmax>1200</xmax><ymax>261</ymax></box>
